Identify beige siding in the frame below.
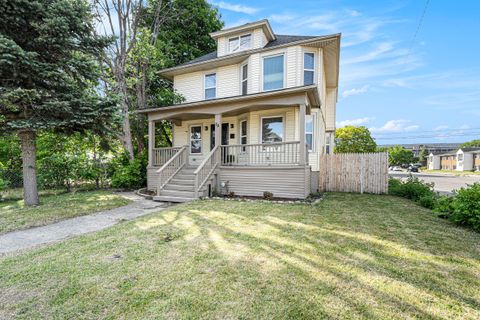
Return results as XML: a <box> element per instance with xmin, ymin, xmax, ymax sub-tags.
<box><xmin>325</xmin><ymin>87</ymin><xmax>336</xmax><ymax>130</ymax></box>
<box><xmin>219</xmin><ymin>166</ymin><xmax>309</xmax><ymax>198</ymax></box>
<box><xmin>173</xmin><ymin>72</ymin><xmax>203</xmax><ymax>102</ymax></box>
<box><xmin>217</xmin><ymin>64</ymin><xmax>240</xmax><ymax>98</ymax></box>
<box><xmin>249</xmin><ymin>53</ymin><xmax>261</xmax><ymax>94</ymax></box>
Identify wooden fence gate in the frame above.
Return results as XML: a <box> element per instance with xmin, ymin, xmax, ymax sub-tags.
<box><xmin>318</xmin><ymin>153</ymin><xmax>389</xmax><ymax>194</ymax></box>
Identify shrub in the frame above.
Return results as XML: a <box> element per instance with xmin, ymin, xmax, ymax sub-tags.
<box><xmin>449</xmin><ymin>183</ymin><xmax>480</xmax><ymax>231</ymax></box>
<box><xmin>110</xmin><ymin>152</ymin><xmax>147</xmax><ymax>189</ymax></box>
<box><xmin>388</xmin><ymin>176</ymin><xmax>436</xmax><ymax>202</ymax></box>
<box><xmin>433</xmin><ymin>195</ymin><xmax>455</xmax><ymax>218</ymax></box>
<box><xmin>263</xmin><ymin>191</ymin><xmax>274</xmax><ymax>200</ymax></box>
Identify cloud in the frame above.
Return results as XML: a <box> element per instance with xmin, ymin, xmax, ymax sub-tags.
<box><xmin>370</xmin><ymin>120</ymin><xmax>419</xmax><ymax>133</ymax></box>
<box><xmin>269</xmin><ymin>13</ymin><xmax>296</xmax><ymax>23</ymax></box>
<box><xmin>342</xmin><ymin>85</ymin><xmax>369</xmax><ymax>98</ymax></box>
<box><xmin>337</xmin><ymin>117</ymin><xmax>373</xmax><ymax>127</ymax></box>
<box><xmin>346</xmin><ymin>9</ymin><xmax>361</xmax><ymax>17</ymax></box>
<box><xmin>434</xmin><ymin>125</ymin><xmax>449</xmax><ymax>131</ymax></box>
<box><xmin>210</xmin><ymin>1</ymin><xmax>259</xmax><ymax>14</ymax></box>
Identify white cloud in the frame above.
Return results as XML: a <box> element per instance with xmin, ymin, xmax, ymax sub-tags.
<box><xmin>370</xmin><ymin>120</ymin><xmax>419</xmax><ymax>133</ymax></box>
<box><xmin>269</xmin><ymin>13</ymin><xmax>296</xmax><ymax>23</ymax></box>
<box><xmin>337</xmin><ymin>117</ymin><xmax>373</xmax><ymax>127</ymax></box>
<box><xmin>210</xmin><ymin>1</ymin><xmax>259</xmax><ymax>14</ymax></box>
<box><xmin>342</xmin><ymin>85</ymin><xmax>370</xmax><ymax>98</ymax></box>
<box><xmin>346</xmin><ymin>9</ymin><xmax>361</xmax><ymax>17</ymax></box>
<box><xmin>434</xmin><ymin>125</ymin><xmax>449</xmax><ymax>131</ymax></box>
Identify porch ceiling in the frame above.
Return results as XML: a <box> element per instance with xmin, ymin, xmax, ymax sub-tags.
<box><xmin>142</xmin><ymin>85</ymin><xmax>319</xmax><ymax>122</ymax></box>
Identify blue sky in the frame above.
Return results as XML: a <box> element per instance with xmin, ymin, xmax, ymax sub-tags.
<box><xmin>208</xmin><ymin>0</ymin><xmax>480</xmax><ymax>145</ymax></box>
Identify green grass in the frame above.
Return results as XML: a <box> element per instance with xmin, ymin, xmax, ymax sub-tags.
<box><xmin>0</xmin><ymin>190</ymin><xmax>131</xmax><ymax>234</ymax></box>
<box><xmin>1</xmin><ymin>193</ymin><xmax>479</xmax><ymax>319</ymax></box>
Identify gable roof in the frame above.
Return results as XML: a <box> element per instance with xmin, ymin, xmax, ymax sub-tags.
<box><xmin>459</xmin><ymin>147</ymin><xmax>480</xmax><ymax>153</ymax></box>
<box><xmin>177</xmin><ymin>34</ymin><xmax>318</xmax><ymax>68</ymax></box>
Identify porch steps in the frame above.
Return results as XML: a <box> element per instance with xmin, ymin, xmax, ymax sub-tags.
<box><xmin>153</xmin><ymin>165</ymin><xmax>210</xmax><ymax>203</ymax></box>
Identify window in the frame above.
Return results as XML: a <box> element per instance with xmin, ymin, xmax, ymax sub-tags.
<box><xmin>458</xmin><ymin>154</ymin><xmax>464</xmax><ymax>161</ymax></box>
<box><xmin>304</xmin><ymin>52</ymin><xmax>315</xmax><ymax>85</ymax></box>
<box><xmin>240</xmin><ymin>120</ymin><xmax>247</xmax><ymax>151</ymax></box>
<box><xmin>263</xmin><ymin>55</ymin><xmax>284</xmax><ymax>91</ymax></box>
<box><xmin>305</xmin><ymin>114</ymin><xmax>315</xmax><ymax>151</ymax></box>
<box><xmin>190</xmin><ymin>126</ymin><xmax>202</xmax><ymax>154</ymax></box>
<box><xmin>229</xmin><ymin>34</ymin><xmax>251</xmax><ymax>53</ymax></box>
<box><xmin>325</xmin><ymin>132</ymin><xmax>332</xmax><ymax>154</ymax></box>
<box><xmin>261</xmin><ymin>117</ymin><xmax>283</xmax><ymax>143</ymax></box>
<box><xmin>204</xmin><ymin>73</ymin><xmax>216</xmax><ymax>100</ymax></box>
<box><xmin>241</xmin><ymin>64</ymin><xmax>248</xmax><ymax>95</ymax></box>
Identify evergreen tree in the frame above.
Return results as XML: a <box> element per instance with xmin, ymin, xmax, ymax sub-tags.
<box><xmin>0</xmin><ymin>0</ymin><xmax>118</xmax><ymax>205</ymax></box>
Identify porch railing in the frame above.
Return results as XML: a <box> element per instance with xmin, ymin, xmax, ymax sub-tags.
<box><xmin>152</xmin><ymin>147</ymin><xmax>182</xmax><ymax>166</ymax></box>
<box><xmin>220</xmin><ymin>141</ymin><xmax>305</xmax><ymax>166</ymax></box>
<box><xmin>156</xmin><ymin>146</ymin><xmax>187</xmax><ymax>195</ymax></box>
<box><xmin>194</xmin><ymin>145</ymin><xmax>220</xmax><ymax>198</ymax></box>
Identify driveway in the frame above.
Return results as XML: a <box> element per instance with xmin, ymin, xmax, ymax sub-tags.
<box><xmin>389</xmin><ymin>171</ymin><xmax>480</xmax><ymax>194</ymax></box>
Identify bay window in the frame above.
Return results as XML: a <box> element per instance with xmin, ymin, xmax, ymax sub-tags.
<box><xmin>304</xmin><ymin>52</ymin><xmax>315</xmax><ymax>85</ymax></box>
<box><xmin>204</xmin><ymin>73</ymin><xmax>216</xmax><ymax>100</ymax></box>
<box><xmin>263</xmin><ymin>54</ymin><xmax>284</xmax><ymax>91</ymax></box>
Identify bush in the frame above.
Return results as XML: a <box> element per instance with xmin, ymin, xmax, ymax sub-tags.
<box><xmin>388</xmin><ymin>176</ymin><xmax>436</xmax><ymax>202</ymax></box>
<box><xmin>110</xmin><ymin>152</ymin><xmax>147</xmax><ymax>189</ymax></box>
<box><xmin>263</xmin><ymin>191</ymin><xmax>274</xmax><ymax>200</ymax></box>
<box><xmin>433</xmin><ymin>195</ymin><xmax>455</xmax><ymax>218</ymax></box>
<box><xmin>449</xmin><ymin>183</ymin><xmax>480</xmax><ymax>231</ymax></box>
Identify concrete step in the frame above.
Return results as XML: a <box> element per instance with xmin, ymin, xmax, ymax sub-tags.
<box><xmin>153</xmin><ymin>195</ymin><xmax>194</xmax><ymax>203</ymax></box>
<box><xmin>159</xmin><ymin>189</ymin><xmax>196</xmax><ymax>198</ymax></box>
<box><xmin>163</xmin><ymin>184</ymin><xmax>195</xmax><ymax>192</ymax></box>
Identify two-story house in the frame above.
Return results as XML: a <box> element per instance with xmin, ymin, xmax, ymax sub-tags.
<box><xmin>139</xmin><ymin>19</ymin><xmax>340</xmax><ymax>202</ymax></box>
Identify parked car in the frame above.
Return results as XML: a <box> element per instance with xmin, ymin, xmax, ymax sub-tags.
<box><xmin>407</xmin><ymin>165</ymin><xmax>418</xmax><ymax>172</ymax></box>
<box><xmin>390</xmin><ymin>166</ymin><xmax>402</xmax><ymax>171</ymax></box>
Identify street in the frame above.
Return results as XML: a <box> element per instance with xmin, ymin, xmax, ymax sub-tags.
<box><xmin>389</xmin><ymin>172</ymin><xmax>480</xmax><ymax>194</ymax></box>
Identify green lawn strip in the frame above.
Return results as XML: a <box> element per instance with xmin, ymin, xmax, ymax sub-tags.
<box><xmin>0</xmin><ymin>190</ymin><xmax>131</xmax><ymax>234</ymax></box>
<box><xmin>423</xmin><ymin>170</ymin><xmax>480</xmax><ymax>176</ymax></box>
<box><xmin>0</xmin><ymin>194</ymin><xmax>479</xmax><ymax>319</ymax></box>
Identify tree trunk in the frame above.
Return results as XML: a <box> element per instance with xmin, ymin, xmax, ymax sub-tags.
<box><xmin>18</xmin><ymin>130</ymin><xmax>39</xmax><ymax>206</ymax></box>
<box><xmin>118</xmin><ymin>77</ymin><xmax>135</xmax><ymax>161</ymax></box>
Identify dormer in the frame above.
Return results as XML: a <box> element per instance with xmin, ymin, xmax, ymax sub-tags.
<box><xmin>210</xmin><ymin>19</ymin><xmax>276</xmax><ymax>57</ymax></box>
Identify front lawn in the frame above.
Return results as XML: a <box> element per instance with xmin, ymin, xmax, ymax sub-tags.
<box><xmin>0</xmin><ymin>190</ymin><xmax>131</xmax><ymax>234</ymax></box>
<box><xmin>424</xmin><ymin>169</ymin><xmax>480</xmax><ymax>176</ymax></box>
<box><xmin>1</xmin><ymin>194</ymin><xmax>479</xmax><ymax>319</ymax></box>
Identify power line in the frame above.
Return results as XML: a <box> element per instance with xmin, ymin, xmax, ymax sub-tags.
<box><xmin>373</xmin><ymin>127</ymin><xmax>480</xmax><ymax>137</ymax></box>
<box><xmin>403</xmin><ymin>0</ymin><xmax>431</xmax><ymax>64</ymax></box>
<box><xmin>376</xmin><ymin>132</ymin><xmax>480</xmax><ymax>141</ymax></box>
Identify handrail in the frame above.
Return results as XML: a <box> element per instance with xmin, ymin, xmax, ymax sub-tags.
<box><xmin>156</xmin><ymin>145</ymin><xmax>187</xmax><ymax>195</ymax></box>
<box><xmin>193</xmin><ymin>145</ymin><xmax>220</xmax><ymax>197</ymax></box>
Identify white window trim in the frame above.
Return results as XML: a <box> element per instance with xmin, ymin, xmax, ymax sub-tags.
<box><xmin>204</xmin><ymin>73</ymin><xmax>216</xmax><ymax>100</ymax></box>
<box><xmin>228</xmin><ymin>33</ymin><xmax>252</xmax><ymax>53</ymax></box>
<box><xmin>260</xmin><ymin>115</ymin><xmax>285</xmax><ymax>144</ymax></box>
<box><xmin>240</xmin><ymin>63</ymin><xmax>248</xmax><ymax>95</ymax></box>
<box><xmin>306</xmin><ymin>113</ymin><xmax>316</xmax><ymax>152</ymax></box>
<box><xmin>189</xmin><ymin>124</ymin><xmax>202</xmax><ymax>154</ymax></box>
<box><xmin>303</xmin><ymin>51</ymin><xmax>316</xmax><ymax>85</ymax></box>
<box><xmin>262</xmin><ymin>53</ymin><xmax>285</xmax><ymax>92</ymax></box>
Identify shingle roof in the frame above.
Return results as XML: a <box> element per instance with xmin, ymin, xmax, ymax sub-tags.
<box><xmin>177</xmin><ymin>34</ymin><xmax>319</xmax><ymax>68</ymax></box>
<box><xmin>460</xmin><ymin>147</ymin><xmax>480</xmax><ymax>152</ymax></box>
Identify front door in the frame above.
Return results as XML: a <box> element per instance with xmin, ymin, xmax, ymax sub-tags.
<box><xmin>210</xmin><ymin>123</ymin><xmax>229</xmax><ymax>150</ymax></box>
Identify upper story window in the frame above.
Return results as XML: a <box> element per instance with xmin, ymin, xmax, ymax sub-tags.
<box><xmin>304</xmin><ymin>52</ymin><xmax>315</xmax><ymax>85</ymax></box>
<box><xmin>263</xmin><ymin>54</ymin><xmax>284</xmax><ymax>91</ymax></box>
<box><xmin>204</xmin><ymin>73</ymin><xmax>216</xmax><ymax>99</ymax></box>
<box><xmin>229</xmin><ymin>34</ymin><xmax>252</xmax><ymax>53</ymax></box>
<box><xmin>241</xmin><ymin>64</ymin><xmax>248</xmax><ymax>95</ymax></box>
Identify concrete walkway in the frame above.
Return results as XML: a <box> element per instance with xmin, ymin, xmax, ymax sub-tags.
<box><xmin>0</xmin><ymin>193</ymin><xmax>169</xmax><ymax>255</ymax></box>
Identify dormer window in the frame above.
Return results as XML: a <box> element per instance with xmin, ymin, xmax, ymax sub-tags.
<box><xmin>229</xmin><ymin>34</ymin><xmax>252</xmax><ymax>53</ymax></box>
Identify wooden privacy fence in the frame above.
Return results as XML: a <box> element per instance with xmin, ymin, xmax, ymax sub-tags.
<box><xmin>319</xmin><ymin>152</ymin><xmax>389</xmax><ymax>194</ymax></box>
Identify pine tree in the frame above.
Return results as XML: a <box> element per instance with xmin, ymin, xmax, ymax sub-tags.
<box><xmin>0</xmin><ymin>0</ymin><xmax>118</xmax><ymax>205</ymax></box>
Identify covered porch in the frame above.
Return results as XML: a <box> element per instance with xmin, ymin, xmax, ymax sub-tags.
<box><xmin>141</xmin><ymin>86</ymin><xmax>320</xmax><ymax>199</ymax></box>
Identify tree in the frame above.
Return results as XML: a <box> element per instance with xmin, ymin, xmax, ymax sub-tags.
<box><xmin>460</xmin><ymin>139</ymin><xmax>480</xmax><ymax>148</ymax></box>
<box><xmin>418</xmin><ymin>147</ymin><xmax>429</xmax><ymax>165</ymax></box>
<box><xmin>388</xmin><ymin>145</ymin><xmax>416</xmax><ymax>166</ymax></box>
<box><xmin>0</xmin><ymin>0</ymin><xmax>117</xmax><ymax>205</ymax></box>
<box><xmin>334</xmin><ymin>126</ymin><xmax>377</xmax><ymax>153</ymax></box>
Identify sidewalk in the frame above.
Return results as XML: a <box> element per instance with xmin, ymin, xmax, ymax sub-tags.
<box><xmin>0</xmin><ymin>193</ymin><xmax>169</xmax><ymax>255</ymax></box>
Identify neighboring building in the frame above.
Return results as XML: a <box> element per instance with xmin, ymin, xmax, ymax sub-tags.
<box><xmin>380</xmin><ymin>143</ymin><xmax>461</xmax><ymax>157</ymax></box>
<box><xmin>139</xmin><ymin>19</ymin><xmax>340</xmax><ymax>201</ymax></box>
<box><xmin>428</xmin><ymin>148</ymin><xmax>480</xmax><ymax>171</ymax></box>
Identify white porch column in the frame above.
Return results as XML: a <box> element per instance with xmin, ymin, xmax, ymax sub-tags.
<box><xmin>214</xmin><ymin>113</ymin><xmax>222</xmax><ymax>147</ymax></box>
<box><xmin>148</xmin><ymin>119</ymin><xmax>155</xmax><ymax>166</ymax></box>
<box><xmin>299</xmin><ymin>104</ymin><xmax>306</xmax><ymax>165</ymax></box>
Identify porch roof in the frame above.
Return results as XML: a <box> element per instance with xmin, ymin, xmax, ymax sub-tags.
<box><xmin>138</xmin><ymin>85</ymin><xmax>320</xmax><ymax>121</ymax></box>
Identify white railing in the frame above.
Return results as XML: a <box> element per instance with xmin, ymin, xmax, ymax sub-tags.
<box><xmin>156</xmin><ymin>146</ymin><xmax>187</xmax><ymax>195</ymax></box>
<box><xmin>194</xmin><ymin>145</ymin><xmax>220</xmax><ymax>198</ymax></box>
<box><xmin>220</xmin><ymin>141</ymin><xmax>304</xmax><ymax>166</ymax></box>
<box><xmin>152</xmin><ymin>147</ymin><xmax>182</xmax><ymax>166</ymax></box>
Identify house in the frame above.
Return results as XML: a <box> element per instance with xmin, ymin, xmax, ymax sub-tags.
<box><xmin>427</xmin><ymin>148</ymin><xmax>480</xmax><ymax>171</ymax></box>
<box><xmin>138</xmin><ymin>19</ymin><xmax>340</xmax><ymax>202</ymax></box>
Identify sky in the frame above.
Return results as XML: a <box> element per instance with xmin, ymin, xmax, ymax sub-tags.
<box><xmin>207</xmin><ymin>0</ymin><xmax>480</xmax><ymax>145</ymax></box>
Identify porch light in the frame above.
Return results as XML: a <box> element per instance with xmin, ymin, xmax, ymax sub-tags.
<box><xmin>204</xmin><ymin>126</ymin><xmax>208</xmax><ymax>131</ymax></box>
<box><xmin>230</xmin><ymin>123</ymin><xmax>234</xmax><ymax>129</ymax></box>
